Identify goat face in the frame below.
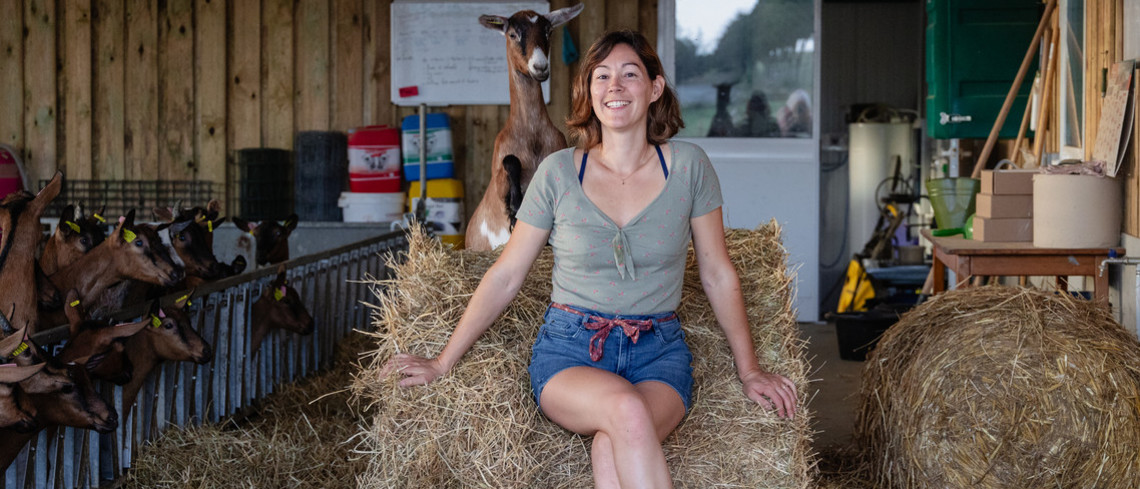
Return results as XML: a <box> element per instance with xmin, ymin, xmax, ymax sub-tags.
<box><xmin>0</xmin><ymin>363</ymin><xmax>44</xmax><ymax>432</ymax></box>
<box><xmin>22</xmin><ymin>362</ymin><xmax>117</xmax><ymax>433</ymax></box>
<box><xmin>164</xmin><ymin>219</ymin><xmax>226</xmax><ymax>282</ymax></box>
<box><xmin>114</xmin><ymin>210</ymin><xmax>184</xmax><ymax>288</ymax></box>
<box><xmin>234</xmin><ymin>214</ymin><xmax>297</xmax><ymax>267</ymax></box>
<box><xmin>147</xmin><ymin>294</ymin><xmax>213</xmax><ymax>364</ymax></box>
<box><xmin>251</xmin><ymin>268</ymin><xmax>314</xmax><ymax>355</ymax></box>
<box><xmin>479</xmin><ymin>4</ymin><xmax>584</xmax><ymax>82</ymax></box>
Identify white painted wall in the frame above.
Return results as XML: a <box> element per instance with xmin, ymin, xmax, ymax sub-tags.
<box><xmin>680</xmin><ymin>138</ymin><xmax>821</xmax><ymax>322</ymax></box>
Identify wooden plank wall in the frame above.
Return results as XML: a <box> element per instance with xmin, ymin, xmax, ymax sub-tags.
<box><xmin>0</xmin><ymin>0</ymin><xmax>657</xmax><ymax>221</ymax></box>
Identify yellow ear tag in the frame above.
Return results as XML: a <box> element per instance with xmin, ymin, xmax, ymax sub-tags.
<box><xmin>11</xmin><ymin>342</ymin><xmax>28</xmax><ymax>357</ymax></box>
<box><xmin>274</xmin><ymin>288</ymin><xmax>285</xmax><ymax>301</ymax></box>
<box><xmin>69</xmin><ymin>299</ymin><xmax>80</xmax><ymax>308</ymax></box>
<box><xmin>248</xmin><ymin>230</ymin><xmax>256</xmax><ymax>236</ymax></box>
<box><xmin>283</xmin><ymin>220</ymin><xmax>291</xmax><ymax>227</ymax></box>
<box><xmin>65</xmin><ymin>221</ymin><xmax>81</xmax><ymax>233</ymax></box>
<box><xmin>122</xmin><ymin>229</ymin><xmax>137</xmax><ymax>243</ymax></box>
<box><xmin>150</xmin><ymin>315</ymin><xmax>162</xmax><ymax>328</ymax></box>
<box><xmin>93</xmin><ymin>213</ymin><xmax>106</xmax><ymax>223</ymax></box>
<box><xmin>207</xmin><ymin>220</ymin><xmax>214</xmax><ymax>233</ymax></box>
<box><xmin>177</xmin><ymin>294</ymin><xmax>191</xmax><ymax>307</ymax></box>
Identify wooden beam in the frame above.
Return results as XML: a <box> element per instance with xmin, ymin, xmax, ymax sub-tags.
<box><xmin>295</xmin><ymin>0</ymin><xmax>331</xmax><ymax>132</ymax></box>
<box><xmin>196</xmin><ymin>0</ymin><xmax>226</xmax><ymax>193</ymax></box>
<box><xmin>63</xmin><ymin>0</ymin><xmax>93</xmax><ymax>180</ymax></box>
<box><xmin>332</xmin><ymin>0</ymin><xmax>363</xmax><ymax>132</ymax></box>
<box><xmin>262</xmin><ymin>0</ymin><xmax>295</xmax><ymax>150</ymax></box>
<box><xmin>94</xmin><ymin>0</ymin><xmax>126</xmax><ymax>180</ymax></box>
<box><xmin>0</xmin><ymin>1</ymin><xmax>23</xmax><ymax>149</ymax></box>
<box><xmin>228</xmin><ymin>0</ymin><xmax>261</xmax><ymax>215</ymax></box>
<box><xmin>24</xmin><ymin>0</ymin><xmax>58</xmax><ymax>184</ymax></box>
<box><xmin>160</xmin><ymin>0</ymin><xmax>195</xmax><ymax>181</ymax></box>
<box><xmin>125</xmin><ymin>0</ymin><xmax>158</xmax><ymax>181</ymax></box>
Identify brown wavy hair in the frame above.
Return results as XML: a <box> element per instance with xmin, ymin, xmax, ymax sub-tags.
<box><xmin>566</xmin><ymin>29</ymin><xmax>683</xmax><ymax>149</ymax></box>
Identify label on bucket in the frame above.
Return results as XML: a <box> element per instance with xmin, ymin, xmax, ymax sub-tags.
<box><xmin>411</xmin><ymin>197</ymin><xmax>463</xmax><ymax>236</ymax></box>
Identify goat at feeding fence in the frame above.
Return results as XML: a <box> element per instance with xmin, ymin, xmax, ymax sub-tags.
<box><xmin>47</xmin><ymin>209</ymin><xmax>184</xmax><ymax>322</ymax></box>
<box><xmin>155</xmin><ymin>200</ymin><xmax>246</xmax><ymax>283</ymax></box>
<box><xmin>233</xmin><ymin>214</ymin><xmax>298</xmax><ymax>267</ymax></box>
<box><xmin>0</xmin><ymin>338</ymin><xmax>118</xmax><ymax>471</ymax></box>
<box><xmin>0</xmin><ymin>172</ymin><xmax>63</xmax><ymax>335</ymax></box>
<box><xmin>40</xmin><ymin>204</ymin><xmax>108</xmax><ymax>277</ymax></box>
<box><xmin>465</xmin><ymin>4</ymin><xmax>583</xmax><ymax>251</ymax></box>
<box><xmin>250</xmin><ymin>265</ymin><xmax>314</xmax><ymax>356</ymax></box>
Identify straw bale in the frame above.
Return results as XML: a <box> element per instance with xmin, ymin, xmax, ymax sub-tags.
<box><xmin>126</xmin><ymin>334</ymin><xmax>372</xmax><ymax>488</ymax></box>
<box><xmin>855</xmin><ymin>286</ymin><xmax>1140</xmax><ymax>488</ymax></box>
<box><xmin>351</xmin><ymin>223</ymin><xmax>813</xmax><ymax>488</ymax></box>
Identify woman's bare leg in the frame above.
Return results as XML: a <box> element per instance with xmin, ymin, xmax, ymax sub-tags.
<box><xmin>540</xmin><ymin>367</ymin><xmax>685</xmax><ymax>488</ymax></box>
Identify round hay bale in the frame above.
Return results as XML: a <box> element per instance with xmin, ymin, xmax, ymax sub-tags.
<box><xmin>351</xmin><ymin>223</ymin><xmax>814</xmax><ymax>488</ymax></box>
<box><xmin>855</xmin><ymin>286</ymin><xmax>1140</xmax><ymax>488</ymax></box>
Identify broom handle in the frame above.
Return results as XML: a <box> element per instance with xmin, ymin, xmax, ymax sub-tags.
<box><xmin>1031</xmin><ymin>16</ymin><xmax>1061</xmax><ymax>167</ymax></box>
<box><xmin>971</xmin><ymin>0</ymin><xmax>1057</xmax><ymax>179</ymax></box>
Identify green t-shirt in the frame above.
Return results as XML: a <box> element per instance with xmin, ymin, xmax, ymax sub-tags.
<box><xmin>517</xmin><ymin>140</ymin><xmax>723</xmax><ymax>315</ymax></box>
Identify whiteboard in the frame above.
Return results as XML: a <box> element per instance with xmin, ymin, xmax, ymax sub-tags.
<box><xmin>390</xmin><ymin>1</ymin><xmax>551</xmax><ymax>106</ymax></box>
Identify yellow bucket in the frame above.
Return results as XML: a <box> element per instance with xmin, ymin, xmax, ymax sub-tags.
<box><xmin>408</xmin><ymin>178</ymin><xmax>465</xmax><ymax>249</ymax></box>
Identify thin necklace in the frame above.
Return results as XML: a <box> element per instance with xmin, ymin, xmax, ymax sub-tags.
<box><xmin>599</xmin><ymin>145</ymin><xmax>654</xmax><ymax>186</ymax></box>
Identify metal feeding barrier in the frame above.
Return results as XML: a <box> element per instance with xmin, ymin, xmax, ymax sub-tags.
<box><xmin>4</xmin><ymin>230</ymin><xmax>409</xmax><ymax>489</ymax></box>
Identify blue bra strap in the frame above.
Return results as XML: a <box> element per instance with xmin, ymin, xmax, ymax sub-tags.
<box><xmin>581</xmin><ymin>145</ymin><xmax>666</xmax><ymax>184</ymax></box>
<box><xmin>579</xmin><ymin>151</ymin><xmax>588</xmax><ymax>184</ymax></box>
<box><xmin>656</xmin><ymin>144</ymin><xmax>667</xmax><ymax>179</ymax></box>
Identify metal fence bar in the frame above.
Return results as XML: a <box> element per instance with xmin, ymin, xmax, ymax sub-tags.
<box><xmin>4</xmin><ymin>231</ymin><xmax>409</xmax><ymax>488</ymax></box>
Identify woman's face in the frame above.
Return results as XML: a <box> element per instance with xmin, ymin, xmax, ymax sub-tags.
<box><xmin>589</xmin><ymin>43</ymin><xmax>663</xmax><ymax>134</ymax></box>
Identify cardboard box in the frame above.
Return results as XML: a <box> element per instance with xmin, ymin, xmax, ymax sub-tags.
<box><xmin>980</xmin><ymin>169</ymin><xmax>1036</xmax><ymax>195</ymax></box>
<box><xmin>975</xmin><ymin>193</ymin><xmax>1033</xmax><ymax>219</ymax></box>
<box><xmin>974</xmin><ymin>216</ymin><xmax>1033</xmax><ymax>242</ymax></box>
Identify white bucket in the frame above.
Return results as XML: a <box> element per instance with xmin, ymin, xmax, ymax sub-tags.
<box><xmin>1032</xmin><ymin>174</ymin><xmax>1122</xmax><ymax>248</ymax></box>
<box><xmin>338</xmin><ymin>191</ymin><xmax>405</xmax><ymax>223</ymax></box>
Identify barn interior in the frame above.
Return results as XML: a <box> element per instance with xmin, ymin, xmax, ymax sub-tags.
<box><xmin>1</xmin><ymin>0</ymin><xmax>1139</xmax><ymax>487</ymax></box>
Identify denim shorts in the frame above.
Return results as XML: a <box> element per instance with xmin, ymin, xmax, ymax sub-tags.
<box><xmin>528</xmin><ymin>303</ymin><xmax>694</xmax><ymax>412</ymax></box>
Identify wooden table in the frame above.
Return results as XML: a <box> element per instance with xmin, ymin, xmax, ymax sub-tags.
<box><xmin>922</xmin><ymin>229</ymin><xmax>1124</xmax><ymax>304</ymax></box>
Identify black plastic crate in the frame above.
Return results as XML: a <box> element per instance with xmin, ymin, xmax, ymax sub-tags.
<box><xmin>39</xmin><ymin>179</ymin><xmax>216</xmax><ymax>219</ymax></box>
<box><xmin>239</xmin><ymin>148</ymin><xmax>294</xmax><ymax>221</ymax></box>
<box><xmin>833</xmin><ymin>303</ymin><xmax>912</xmax><ymax>362</ymax></box>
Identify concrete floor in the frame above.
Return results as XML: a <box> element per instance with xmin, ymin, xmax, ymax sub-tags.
<box><xmin>800</xmin><ymin>321</ymin><xmax>865</xmax><ymax>450</ymax></box>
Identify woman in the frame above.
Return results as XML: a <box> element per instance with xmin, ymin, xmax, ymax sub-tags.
<box><xmin>383</xmin><ymin>29</ymin><xmax>798</xmax><ymax>488</ymax></box>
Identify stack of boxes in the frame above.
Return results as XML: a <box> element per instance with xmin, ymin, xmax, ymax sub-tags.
<box><xmin>974</xmin><ymin>169</ymin><xmax>1035</xmax><ymax>241</ymax></box>
<box><xmin>401</xmin><ymin>113</ymin><xmax>465</xmax><ymax>249</ymax></box>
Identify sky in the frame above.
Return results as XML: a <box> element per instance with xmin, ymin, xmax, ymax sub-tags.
<box><xmin>675</xmin><ymin>0</ymin><xmax>758</xmax><ymax>55</ymax></box>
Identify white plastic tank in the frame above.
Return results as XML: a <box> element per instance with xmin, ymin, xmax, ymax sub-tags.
<box><xmin>847</xmin><ymin>122</ymin><xmax>915</xmax><ymax>256</ymax></box>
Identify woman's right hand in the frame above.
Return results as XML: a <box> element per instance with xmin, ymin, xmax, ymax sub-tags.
<box><xmin>380</xmin><ymin>353</ymin><xmax>448</xmax><ymax>387</ymax></box>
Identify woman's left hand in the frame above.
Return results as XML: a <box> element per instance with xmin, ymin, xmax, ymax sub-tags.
<box><xmin>740</xmin><ymin>369</ymin><xmax>798</xmax><ymax>419</ymax></box>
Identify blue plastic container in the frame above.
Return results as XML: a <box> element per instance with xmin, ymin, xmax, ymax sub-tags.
<box><xmin>401</xmin><ymin>113</ymin><xmax>455</xmax><ymax>181</ymax></box>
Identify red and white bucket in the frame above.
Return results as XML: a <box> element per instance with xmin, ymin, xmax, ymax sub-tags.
<box><xmin>348</xmin><ymin>125</ymin><xmax>401</xmax><ymax>193</ymax></box>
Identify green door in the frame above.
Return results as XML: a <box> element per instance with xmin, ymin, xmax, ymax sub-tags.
<box><xmin>926</xmin><ymin>0</ymin><xmax>1043</xmax><ymax>139</ymax></box>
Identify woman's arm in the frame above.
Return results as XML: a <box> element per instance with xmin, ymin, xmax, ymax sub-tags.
<box><xmin>690</xmin><ymin>209</ymin><xmax>797</xmax><ymax>419</ymax></box>
<box><xmin>382</xmin><ymin>221</ymin><xmax>550</xmax><ymax>386</ymax></box>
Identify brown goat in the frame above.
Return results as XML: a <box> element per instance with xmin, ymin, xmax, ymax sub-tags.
<box><xmin>250</xmin><ymin>266</ymin><xmax>314</xmax><ymax>355</ymax></box>
<box><xmin>155</xmin><ymin>200</ymin><xmax>246</xmax><ymax>285</ymax></box>
<box><xmin>0</xmin><ymin>172</ymin><xmax>63</xmax><ymax>334</ymax></box>
<box><xmin>233</xmin><ymin>214</ymin><xmax>298</xmax><ymax>267</ymax></box>
<box><xmin>466</xmin><ymin>4</ymin><xmax>583</xmax><ymax>251</ymax></box>
<box><xmin>40</xmin><ymin>204</ymin><xmax>108</xmax><ymax>276</ymax></box>
<box><xmin>0</xmin><ymin>339</ymin><xmax>118</xmax><ymax>470</ymax></box>
<box><xmin>88</xmin><ymin>292</ymin><xmax>213</xmax><ymax>414</ymax></box>
<box><xmin>48</xmin><ymin>209</ymin><xmax>184</xmax><ymax>321</ymax></box>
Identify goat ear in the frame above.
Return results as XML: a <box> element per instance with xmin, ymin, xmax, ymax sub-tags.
<box><xmin>233</xmin><ymin>217</ymin><xmax>252</xmax><ymax>233</ymax></box>
<box><xmin>545</xmin><ymin>4</ymin><xmax>584</xmax><ymax>28</ymax></box>
<box><xmin>282</xmin><ymin>214</ymin><xmax>299</xmax><ymax>233</ymax></box>
<box><xmin>35</xmin><ymin>171</ymin><xmax>63</xmax><ymax>204</ymax></box>
<box><xmin>153</xmin><ymin>206</ymin><xmax>174</xmax><ymax>223</ymax></box>
<box><xmin>274</xmin><ymin>265</ymin><xmax>287</xmax><ymax>286</ymax></box>
<box><xmin>58</xmin><ymin>206</ymin><xmax>76</xmax><ymax>235</ymax></box>
<box><xmin>174</xmin><ymin>290</ymin><xmax>194</xmax><ymax>309</ymax></box>
<box><xmin>478</xmin><ymin>14</ymin><xmax>508</xmax><ymax>34</ymax></box>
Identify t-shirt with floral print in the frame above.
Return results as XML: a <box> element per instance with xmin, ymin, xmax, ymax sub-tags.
<box><xmin>516</xmin><ymin>140</ymin><xmax>723</xmax><ymax>315</ymax></box>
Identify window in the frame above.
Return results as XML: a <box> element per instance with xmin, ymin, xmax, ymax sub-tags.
<box><xmin>667</xmin><ymin>0</ymin><xmax>815</xmax><ymax>139</ymax></box>
<box><xmin>1059</xmin><ymin>0</ymin><xmax>1084</xmax><ymax>157</ymax></box>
